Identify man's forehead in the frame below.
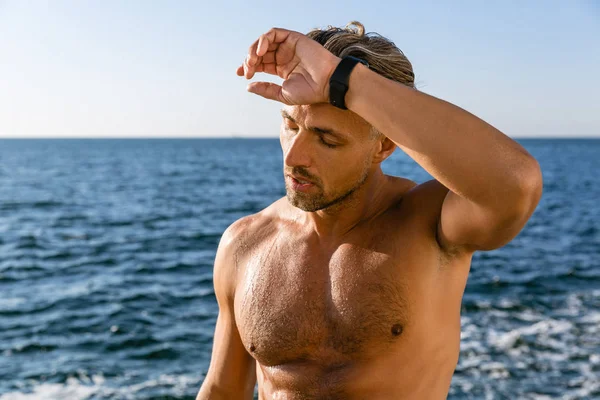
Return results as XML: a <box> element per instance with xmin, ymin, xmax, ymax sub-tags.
<box><xmin>280</xmin><ymin>105</ymin><xmax>372</xmax><ymax>140</ymax></box>
<box><xmin>280</xmin><ymin>104</ymin><xmax>364</xmax><ymax>128</ymax></box>
<box><xmin>281</xmin><ymin>104</ymin><xmax>336</xmax><ymax>120</ymax></box>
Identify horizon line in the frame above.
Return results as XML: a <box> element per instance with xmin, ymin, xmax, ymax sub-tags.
<box><xmin>0</xmin><ymin>136</ymin><xmax>598</xmax><ymax>140</ymax></box>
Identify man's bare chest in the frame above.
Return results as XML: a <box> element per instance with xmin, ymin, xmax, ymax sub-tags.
<box><xmin>233</xmin><ymin>230</ymin><xmax>436</xmax><ymax>367</ymax></box>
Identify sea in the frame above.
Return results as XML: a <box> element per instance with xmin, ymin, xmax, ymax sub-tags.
<box><xmin>0</xmin><ymin>138</ymin><xmax>598</xmax><ymax>400</ymax></box>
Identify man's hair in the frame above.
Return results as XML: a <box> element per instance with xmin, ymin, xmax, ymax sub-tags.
<box><xmin>307</xmin><ymin>21</ymin><xmax>415</xmax><ymax>139</ymax></box>
<box><xmin>307</xmin><ymin>21</ymin><xmax>415</xmax><ymax>89</ymax></box>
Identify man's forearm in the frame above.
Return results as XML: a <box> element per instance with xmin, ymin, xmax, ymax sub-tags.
<box><xmin>345</xmin><ymin>63</ymin><xmax>541</xmax><ymax>214</ymax></box>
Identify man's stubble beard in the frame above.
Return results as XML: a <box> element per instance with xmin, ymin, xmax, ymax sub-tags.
<box><xmin>286</xmin><ymin>166</ymin><xmax>371</xmax><ymax>212</ymax></box>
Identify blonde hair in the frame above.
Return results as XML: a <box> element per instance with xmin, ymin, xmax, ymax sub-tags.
<box><xmin>307</xmin><ymin>21</ymin><xmax>415</xmax><ymax>139</ymax></box>
<box><xmin>307</xmin><ymin>21</ymin><xmax>415</xmax><ymax>89</ymax></box>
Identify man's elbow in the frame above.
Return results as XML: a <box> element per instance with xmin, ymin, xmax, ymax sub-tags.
<box><xmin>517</xmin><ymin>159</ymin><xmax>543</xmax><ymax>218</ymax></box>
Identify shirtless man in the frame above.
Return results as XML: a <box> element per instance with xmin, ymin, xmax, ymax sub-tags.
<box><xmin>197</xmin><ymin>22</ymin><xmax>543</xmax><ymax>399</ymax></box>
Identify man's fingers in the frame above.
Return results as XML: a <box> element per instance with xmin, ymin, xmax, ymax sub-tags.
<box><xmin>257</xmin><ymin>34</ymin><xmax>270</xmax><ymax>57</ymax></box>
<box><xmin>247</xmin><ymin>82</ymin><xmax>289</xmax><ymax>104</ymax></box>
<box><xmin>244</xmin><ymin>54</ymin><xmax>263</xmax><ymax>79</ymax></box>
<box><xmin>249</xmin><ymin>36</ymin><xmax>280</xmax><ymax>67</ymax></box>
<box><xmin>261</xmin><ymin>50</ymin><xmax>276</xmax><ymax>64</ymax></box>
<box><xmin>239</xmin><ymin>50</ymin><xmax>277</xmax><ymax>78</ymax></box>
<box><xmin>257</xmin><ymin>28</ymin><xmax>291</xmax><ymax>56</ymax></box>
<box><xmin>247</xmin><ymin>39</ymin><xmax>259</xmax><ymax>66</ymax></box>
<box><xmin>239</xmin><ymin>28</ymin><xmax>293</xmax><ymax>79</ymax></box>
<box><xmin>262</xmin><ymin>63</ymin><xmax>277</xmax><ymax>75</ymax></box>
<box><xmin>237</xmin><ymin>60</ymin><xmax>276</xmax><ymax>78</ymax></box>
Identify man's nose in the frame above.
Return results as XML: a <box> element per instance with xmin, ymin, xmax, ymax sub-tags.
<box><xmin>284</xmin><ymin>130</ymin><xmax>312</xmax><ymax>168</ymax></box>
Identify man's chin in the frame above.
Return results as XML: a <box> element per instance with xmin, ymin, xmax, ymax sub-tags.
<box><xmin>286</xmin><ymin>191</ymin><xmax>325</xmax><ymax>212</ymax></box>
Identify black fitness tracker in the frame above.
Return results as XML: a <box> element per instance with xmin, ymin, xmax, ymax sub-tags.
<box><xmin>328</xmin><ymin>56</ymin><xmax>369</xmax><ymax>110</ymax></box>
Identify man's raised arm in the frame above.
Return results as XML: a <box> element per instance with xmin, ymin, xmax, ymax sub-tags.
<box><xmin>344</xmin><ymin>63</ymin><xmax>542</xmax><ymax>253</ymax></box>
<box><xmin>196</xmin><ymin>221</ymin><xmax>256</xmax><ymax>400</ymax></box>
<box><xmin>238</xmin><ymin>27</ymin><xmax>543</xmax><ymax>254</ymax></box>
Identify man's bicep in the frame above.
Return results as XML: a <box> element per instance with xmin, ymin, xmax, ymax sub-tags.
<box><xmin>199</xmin><ymin>307</ymin><xmax>256</xmax><ymax>399</ymax></box>
<box><xmin>197</xmin><ymin>221</ymin><xmax>256</xmax><ymax>399</ymax></box>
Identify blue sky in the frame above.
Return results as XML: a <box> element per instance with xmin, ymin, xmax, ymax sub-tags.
<box><xmin>0</xmin><ymin>0</ymin><xmax>598</xmax><ymax>138</ymax></box>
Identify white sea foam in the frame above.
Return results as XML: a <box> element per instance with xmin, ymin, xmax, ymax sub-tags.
<box><xmin>0</xmin><ymin>374</ymin><xmax>200</xmax><ymax>400</ymax></box>
<box><xmin>0</xmin><ymin>377</ymin><xmax>100</xmax><ymax>400</ymax></box>
<box><xmin>580</xmin><ymin>311</ymin><xmax>600</xmax><ymax>324</ymax></box>
<box><xmin>489</xmin><ymin>319</ymin><xmax>573</xmax><ymax>351</ymax></box>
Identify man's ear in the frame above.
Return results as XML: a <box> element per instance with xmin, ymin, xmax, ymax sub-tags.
<box><xmin>372</xmin><ymin>136</ymin><xmax>396</xmax><ymax>164</ymax></box>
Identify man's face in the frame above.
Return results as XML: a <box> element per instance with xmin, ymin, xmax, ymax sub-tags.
<box><xmin>280</xmin><ymin>104</ymin><xmax>379</xmax><ymax>212</ymax></box>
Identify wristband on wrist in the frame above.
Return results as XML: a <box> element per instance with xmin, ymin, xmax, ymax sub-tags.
<box><xmin>329</xmin><ymin>56</ymin><xmax>369</xmax><ymax>110</ymax></box>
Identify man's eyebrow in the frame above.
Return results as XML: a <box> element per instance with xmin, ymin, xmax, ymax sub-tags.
<box><xmin>280</xmin><ymin>109</ymin><xmax>296</xmax><ymax>123</ymax></box>
<box><xmin>280</xmin><ymin>110</ymin><xmax>346</xmax><ymax>139</ymax></box>
<box><xmin>310</xmin><ymin>126</ymin><xmax>344</xmax><ymax>139</ymax></box>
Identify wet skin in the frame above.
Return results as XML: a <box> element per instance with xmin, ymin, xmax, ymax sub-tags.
<box><xmin>230</xmin><ymin>177</ymin><xmax>472</xmax><ymax>399</ymax></box>
<box><xmin>196</xmin><ymin>101</ymin><xmax>477</xmax><ymax>399</ymax></box>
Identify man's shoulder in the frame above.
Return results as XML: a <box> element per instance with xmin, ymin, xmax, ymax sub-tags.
<box><xmin>397</xmin><ymin>178</ymin><xmax>450</xmax><ymax>223</ymax></box>
<box><xmin>219</xmin><ymin>197</ymin><xmax>288</xmax><ymax>255</ymax></box>
<box><xmin>382</xmin><ymin>176</ymin><xmax>447</xmax><ymax>213</ymax></box>
<box><xmin>382</xmin><ymin>177</ymin><xmax>449</xmax><ymax>235</ymax></box>
<box><xmin>403</xmin><ymin>178</ymin><xmax>449</xmax><ymax>203</ymax></box>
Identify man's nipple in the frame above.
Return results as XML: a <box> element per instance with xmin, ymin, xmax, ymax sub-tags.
<box><xmin>391</xmin><ymin>323</ymin><xmax>403</xmax><ymax>336</ymax></box>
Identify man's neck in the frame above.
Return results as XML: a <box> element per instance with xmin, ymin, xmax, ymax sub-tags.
<box><xmin>301</xmin><ymin>169</ymin><xmax>391</xmax><ymax>240</ymax></box>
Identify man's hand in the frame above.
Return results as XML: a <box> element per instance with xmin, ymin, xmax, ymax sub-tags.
<box><xmin>236</xmin><ymin>27</ymin><xmax>340</xmax><ymax>105</ymax></box>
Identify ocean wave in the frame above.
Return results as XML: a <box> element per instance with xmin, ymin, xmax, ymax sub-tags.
<box><xmin>0</xmin><ymin>373</ymin><xmax>200</xmax><ymax>400</ymax></box>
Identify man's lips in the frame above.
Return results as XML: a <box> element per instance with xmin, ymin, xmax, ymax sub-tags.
<box><xmin>288</xmin><ymin>174</ymin><xmax>315</xmax><ymax>185</ymax></box>
<box><xmin>287</xmin><ymin>174</ymin><xmax>317</xmax><ymax>191</ymax></box>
